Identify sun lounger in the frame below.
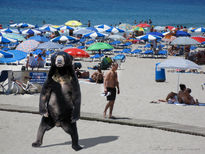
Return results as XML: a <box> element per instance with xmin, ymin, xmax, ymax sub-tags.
<box><xmin>141</xmin><ymin>50</ymin><xmax>154</xmax><ymax>57</ymax></box>
<box><xmin>131</xmin><ymin>49</ymin><xmax>142</xmax><ymax>56</ymax></box>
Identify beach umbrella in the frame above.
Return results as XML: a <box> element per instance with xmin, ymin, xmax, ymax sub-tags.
<box><xmin>16</xmin><ymin>40</ymin><xmax>40</xmax><ymax>52</ymax></box>
<box><xmin>118</xmin><ymin>23</ymin><xmax>132</xmax><ymax>31</ymax></box>
<box><xmin>176</xmin><ymin>31</ymin><xmax>190</xmax><ymax>37</ymax></box>
<box><xmin>171</xmin><ymin>37</ymin><xmax>200</xmax><ymax>45</ymax></box>
<box><xmin>2</xmin><ymin>33</ymin><xmax>26</xmax><ymax>41</ymax></box>
<box><xmin>167</xmin><ymin>26</ymin><xmax>176</xmax><ymax>31</ymax></box>
<box><xmin>39</xmin><ymin>26</ymin><xmax>57</xmax><ymax>32</ymax></box>
<box><xmin>87</xmin><ymin>42</ymin><xmax>114</xmax><ymax>51</ymax></box>
<box><xmin>10</xmin><ymin>23</ymin><xmax>35</xmax><ymax>28</ymax></box>
<box><xmin>86</xmin><ymin>27</ymin><xmax>98</xmax><ymax>32</ymax></box>
<box><xmin>147</xmin><ymin>32</ymin><xmax>164</xmax><ymax>37</ymax></box>
<box><xmin>50</xmin><ymin>35</ymin><xmax>77</xmax><ymax>42</ymax></box>
<box><xmin>191</xmin><ymin>27</ymin><xmax>205</xmax><ymax>33</ymax></box>
<box><xmin>0</xmin><ymin>50</ymin><xmax>13</xmax><ymax>58</ymax></box>
<box><xmin>136</xmin><ymin>34</ymin><xmax>161</xmax><ymax>41</ymax></box>
<box><xmin>106</xmin><ymin>27</ymin><xmax>124</xmax><ymax>33</ymax></box>
<box><xmin>108</xmin><ymin>34</ymin><xmax>126</xmax><ymax>40</ymax></box>
<box><xmin>191</xmin><ymin>36</ymin><xmax>205</xmax><ymax>43</ymax></box>
<box><xmin>64</xmin><ymin>48</ymin><xmax>90</xmax><ymax>58</ymax></box>
<box><xmin>0</xmin><ymin>36</ymin><xmax>17</xmax><ymax>43</ymax></box>
<box><xmin>95</xmin><ymin>24</ymin><xmax>112</xmax><ymax>30</ymax></box>
<box><xmin>136</xmin><ymin>23</ymin><xmax>150</xmax><ymax>28</ymax></box>
<box><xmin>58</xmin><ymin>25</ymin><xmax>74</xmax><ymax>31</ymax></box>
<box><xmin>28</xmin><ymin>35</ymin><xmax>49</xmax><ymax>42</ymax></box>
<box><xmin>83</xmin><ymin>32</ymin><xmax>106</xmax><ymax>38</ymax></box>
<box><xmin>157</xmin><ymin>57</ymin><xmax>201</xmax><ymax>91</ymax></box>
<box><xmin>74</xmin><ymin>28</ymin><xmax>93</xmax><ymax>35</ymax></box>
<box><xmin>37</xmin><ymin>41</ymin><xmax>64</xmax><ymax>49</ymax></box>
<box><xmin>133</xmin><ymin>26</ymin><xmax>145</xmax><ymax>32</ymax></box>
<box><xmin>65</xmin><ymin>20</ymin><xmax>82</xmax><ymax>27</ymax></box>
<box><xmin>0</xmin><ymin>50</ymin><xmax>27</xmax><ymax>63</ymax></box>
<box><xmin>22</xmin><ymin>29</ymin><xmax>41</xmax><ymax>35</ymax></box>
<box><xmin>1</xmin><ymin>28</ymin><xmax>19</xmax><ymax>34</ymax></box>
<box><xmin>154</xmin><ymin>26</ymin><xmax>165</xmax><ymax>32</ymax></box>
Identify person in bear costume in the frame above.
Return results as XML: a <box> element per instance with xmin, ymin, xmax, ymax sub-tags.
<box><xmin>32</xmin><ymin>51</ymin><xmax>82</xmax><ymax>151</ymax></box>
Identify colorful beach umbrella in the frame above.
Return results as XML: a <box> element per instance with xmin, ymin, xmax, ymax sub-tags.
<box><xmin>64</xmin><ymin>48</ymin><xmax>90</xmax><ymax>58</ymax></box>
<box><xmin>118</xmin><ymin>23</ymin><xmax>132</xmax><ymax>31</ymax></box>
<box><xmin>0</xmin><ymin>36</ymin><xmax>17</xmax><ymax>43</ymax></box>
<box><xmin>133</xmin><ymin>26</ymin><xmax>145</xmax><ymax>32</ymax></box>
<box><xmin>22</xmin><ymin>29</ymin><xmax>41</xmax><ymax>35</ymax></box>
<box><xmin>51</xmin><ymin>35</ymin><xmax>77</xmax><ymax>42</ymax></box>
<box><xmin>87</xmin><ymin>42</ymin><xmax>114</xmax><ymax>51</ymax></box>
<box><xmin>65</xmin><ymin>20</ymin><xmax>82</xmax><ymax>27</ymax></box>
<box><xmin>83</xmin><ymin>32</ymin><xmax>106</xmax><ymax>38</ymax></box>
<box><xmin>16</xmin><ymin>40</ymin><xmax>40</xmax><ymax>52</ymax></box>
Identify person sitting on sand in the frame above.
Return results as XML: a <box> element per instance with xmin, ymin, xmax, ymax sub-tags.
<box><xmin>158</xmin><ymin>84</ymin><xmax>186</xmax><ymax>104</ymax></box>
<box><xmin>91</xmin><ymin>67</ymin><xmax>104</xmax><ymax>83</ymax></box>
<box><xmin>180</xmin><ymin>88</ymin><xmax>199</xmax><ymax>105</ymax></box>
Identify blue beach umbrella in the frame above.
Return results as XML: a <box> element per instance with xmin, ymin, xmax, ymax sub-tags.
<box><xmin>176</xmin><ymin>31</ymin><xmax>191</xmax><ymax>37</ymax></box>
<box><xmin>136</xmin><ymin>34</ymin><xmax>162</xmax><ymax>41</ymax></box>
<box><xmin>2</xmin><ymin>33</ymin><xmax>26</xmax><ymax>41</ymax></box>
<box><xmin>1</xmin><ymin>28</ymin><xmax>19</xmax><ymax>33</ymax></box>
<box><xmin>57</xmin><ymin>25</ymin><xmax>74</xmax><ymax>31</ymax></box>
<box><xmin>83</xmin><ymin>32</ymin><xmax>106</xmax><ymax>38</ymax></box>
<box><xmin>147</xmin><ymin>32</ymin><xmax>164</xmax><ymax>37</ymax></box>
<box><xmin>39</xmin><ymin>26</ymin><xmax>57</xmax><ymax>32</ymax></box>
<box><xmin>0</xmin><ymin>36</ymin><xmax>17</xmax><ymax>43</ymax></box>
<box><xmin>51</xmin><ymin>35</ymin><xmax>77</xmax><ymax>42</ymax></box>
<box><xmin>0</xmin><ymin>50</ymin><xmax>13</xmax><ymax>58</ymax></box>
<box><xmin>106</xmin><ymin>27</ymin><xmax>125</xmax><ymax>33</ymax></box>
<box><xmin>95</xmin><ymin>24</ymin><xmax>112</xmax><ymax>30</ymax></box>
<box><xmin>22</xmin><ymin>29</ymin><xmax>42</xmax><ymax>35</ymax></box>
<box><xmin>74</xmin><ymin>28</ymin><xmax>93</xmax><ymax>35</ymax></box>
<box><xmin>28</xmin><ymin>35</ymin><xmax>49</xmax><ymax>42</ymax></box>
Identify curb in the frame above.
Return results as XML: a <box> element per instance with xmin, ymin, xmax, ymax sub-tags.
<box><xmin>1</xmin><ymin>104</ymin><xmax>205</xmax><ymax>137</ymax></box>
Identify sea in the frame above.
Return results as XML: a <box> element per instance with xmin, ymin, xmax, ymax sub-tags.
<box><xmin>1</xmin><ymin>0</ymin><xmax>205</xmax><ymax>28</ymax></box>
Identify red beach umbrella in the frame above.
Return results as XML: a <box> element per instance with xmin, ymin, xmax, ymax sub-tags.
<box><xmin>191</xmin><ymin>36</ymin><xmax>205</xmax><ymax>43</ymax></box>
<box><xmin>64</xmin><ymin>48</ymin><xmax>90</xmax><ymax>58</ymax></box>
<box><xmin>167</xmin><ymin>26</ymin><xmax>176</xmax><ymax>31</ymax></box>
<box><xmin>136</xmin><ymin>23</ymin><xmax>150</xmax><ymax>28</ymax></box>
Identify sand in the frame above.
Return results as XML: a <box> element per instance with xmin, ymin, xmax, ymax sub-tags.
<box><xmin>1</xmin><ymin>47</ymin><xmax>205</xmax><ymax>153</ymax></box>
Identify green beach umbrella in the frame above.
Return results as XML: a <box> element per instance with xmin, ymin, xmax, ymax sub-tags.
<box><xmin>87</xmin><ymin>42</ymin><xmax>114</xmax><ymax>51</ymax></box>
<box><xmin>2</xmin><ymin>33</ymin><xmax>26</xmax><ymax>41</ymax></box>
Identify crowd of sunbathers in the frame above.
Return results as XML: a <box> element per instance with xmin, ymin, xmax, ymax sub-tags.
<box><xmin>157</xmin><ymin>84</ymin><xmax>199</xmax><ymax>105</ymax></box>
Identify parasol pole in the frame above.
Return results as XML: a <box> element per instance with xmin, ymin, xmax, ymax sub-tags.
<box><xmin>177</xmin><ymin>72</ymin><xmax>180</xmax><ymax>92</ymax></box>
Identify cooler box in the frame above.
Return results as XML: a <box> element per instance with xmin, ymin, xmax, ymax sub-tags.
<box><xmin>155</xmin><ymin>63</ymin><xmax>166</xmax><ymax>82</ymax></box>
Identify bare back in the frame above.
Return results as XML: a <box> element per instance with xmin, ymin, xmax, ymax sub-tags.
<box><xmin>104</xmin><ymin>70</ymin><xmax>118</xmax><ymax>88</ymax></box>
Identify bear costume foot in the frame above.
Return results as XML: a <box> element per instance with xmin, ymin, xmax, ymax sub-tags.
<box><xmin>72</xmin><ymin>144</ymin><xmax>83</xmax><ymax>151</ymax></box>
<box><xmin>32</xmin><ymin>141</ymin><xmax>42</xmax><ymax>147</ymax></box>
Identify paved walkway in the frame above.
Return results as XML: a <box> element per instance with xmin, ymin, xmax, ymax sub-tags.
<box><xmin>0</xmin><ymin>103</ymin><xmax>205</xmax><ymax>137</ymax></box>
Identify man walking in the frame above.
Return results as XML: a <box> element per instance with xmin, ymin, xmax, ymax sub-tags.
<box><xmin>103</xmin><ymin>63</ymin><xmax>120</xmax><ymax>118</ymax></box>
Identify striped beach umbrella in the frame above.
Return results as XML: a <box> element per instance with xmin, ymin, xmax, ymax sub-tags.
<box><xmin>106</xmin><ymin>27</ymin><xmax>124</xmax><ymax>33</ymax></box>
<box><xmin>0</xmin><ymin>36</ymin><xmax>17</xmax><ymax>43</ymax></box>
<box><xmin>191</xmin><ymin>27</ymin><xmax>205</xmax><ymax>33</ymax></box>
<box><xmin>136</xmin><ymin>23</ymin><xmax>151</xmax><ymax>28</ymax></box>
<box><xmin>2</xmin><ymin>33</ymin><xmax>26</xmax><ymax>42</ymax></box>
<box><xmin>22</xmin><ymin>29</ymin><xmax>42</xmax><ymax>35</ymax></box>
<box><xmin>58</xmin><ymin>25</ymin><xmax>74</xmax><ymax>31</ymax></box>
<box><xmin>39</xmin><ymin>26</ymin><xmax>57</xmax><ymax>32</ymax></box>
<box><xmin>1</xmin><ymin>28</ymin><xmax>19</xmax><ymax>33</ymax></box>
<box><xmin>10</xmin><ymin>23</ymin><xmax>35</xmax><ymax>28</ymax></box>
<box><xmin>83</xmin><ymin>32</ymin><xmax>106</xmax><ymax>38</ymax></box>
<box><xmin>191</xmin><ymin>36</ymin><xmax>205</xmax><ymax>43</ymax></box>
<box><xmin>136</xmin><ymin>34</ymin><xmax>161</xmax><ymax>41</ymax></box>
<box><xmin>51</xmin><ymin>35</ymin><xmax>77</xmax><ymax>42</ymax></box>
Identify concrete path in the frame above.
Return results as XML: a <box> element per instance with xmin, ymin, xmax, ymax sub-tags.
<box><xmin>1</xmin><ymin>103</ymin><xmax>205</xmax><ymax>137</ymax></box>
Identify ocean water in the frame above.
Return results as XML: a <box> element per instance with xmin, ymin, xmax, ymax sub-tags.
<box><xmin>0</xmin><ymin>0</ymin><xmax>205</xmax><ymax>28</ymax></box>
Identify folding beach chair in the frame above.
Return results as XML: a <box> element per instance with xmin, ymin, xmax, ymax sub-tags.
<box><xmin>0</xmin><ymin>70</ymin><xmax>9</xmax><ymax>93</ymax></box>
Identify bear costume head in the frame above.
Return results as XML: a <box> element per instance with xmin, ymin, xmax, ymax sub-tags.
<box><xmin>48</xmin><ymin>51</ymin><xmax>76</xmax><ymax>80</ymax></box>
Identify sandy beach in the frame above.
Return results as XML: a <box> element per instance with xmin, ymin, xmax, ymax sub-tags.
<box><xmin>1</xmin><ymin>47</ymin><xmax>205</xmax><ymax>153</ymax></box>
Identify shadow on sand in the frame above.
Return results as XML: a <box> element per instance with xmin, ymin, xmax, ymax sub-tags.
<box><xmin>41</xmin><ymin>135</ymin><xmax>119</xmax><ymax>149</ymax></box>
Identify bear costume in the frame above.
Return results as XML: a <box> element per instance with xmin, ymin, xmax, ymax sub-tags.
<box><xmin>32</xmin><ymin>51</ymin><xmax>82</xmax><ymax>151</ymax></box>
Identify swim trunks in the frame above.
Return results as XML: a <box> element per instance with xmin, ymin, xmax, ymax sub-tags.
<box><xmin>106</xmin><ymin>87</ymin><xmax>116</xmax><ymax>101</ymax></box>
